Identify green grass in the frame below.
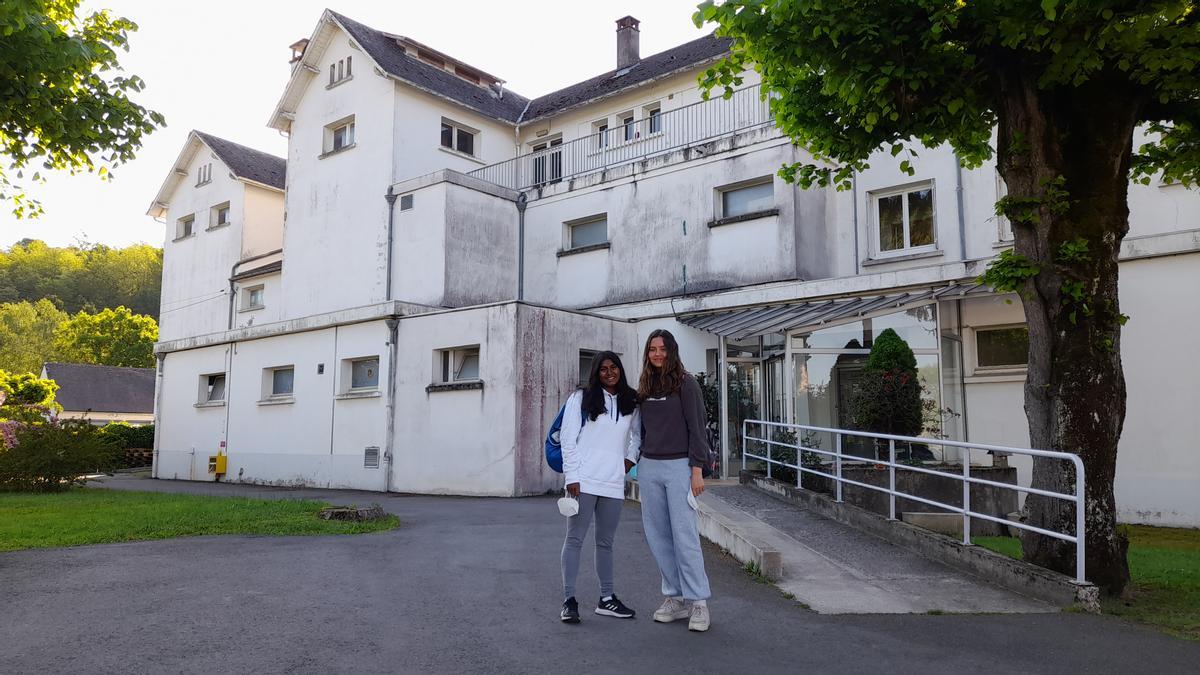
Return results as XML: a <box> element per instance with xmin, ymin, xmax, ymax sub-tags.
<box><xmin>975</xmin><ymin>525</ymin><xmax>1200</xmax><ymax>640</ymax></box>
<box><xmin>0</xmin><ymin>489</ymin><xmax>399</xmax><ymax>552</ymax></box>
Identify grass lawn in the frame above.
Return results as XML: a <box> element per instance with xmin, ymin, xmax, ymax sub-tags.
<box><xmin>975</xmin><ymin>525</ymin><xmax>1200</xmax><ymax>640</ymax></box>
<box><xmin>0</xmin><ymin>489</ymin><xmax>399</xmax><ymax>552</ymax></box>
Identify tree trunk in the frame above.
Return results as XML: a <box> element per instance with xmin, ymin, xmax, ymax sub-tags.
<box><xmin>995</xmin><ymin>69</ymin><xmax>1136</xmax><ymax>595</ymax></box>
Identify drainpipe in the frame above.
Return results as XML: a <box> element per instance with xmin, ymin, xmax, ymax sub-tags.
<box><xmin>227</xmin><ymin>248</ymin><xmax>283</xmax><ymax>330</ymax></box>
<box><xmin>516</xmin><ymin>192</ymin><xmax>528</xmax><ymax>301</ymax></box>
<box><xmin>151</xmin><ymin>354</ymin><xmax>165</xmax><ymax>479</ymax></box>
<box><xmin>954</xmin><ymin>152</ymin><xmax>967</xmax><ymax>261</ymax></box>
<box><xmin>384</xmin><ymin>187</ymin><xmax>398</xmax><ymax>301</ymax></box>
<box><xmin>383</xmin><ymin>318</ymin><xmax>400</xmax><ymax>493</ymax></box>
<box><xmin>851</xmin><ymin>172</ymin><xmax>861</xmax><ymax>276</ymax></box>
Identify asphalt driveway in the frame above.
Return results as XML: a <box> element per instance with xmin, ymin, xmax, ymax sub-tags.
<box><xmin>1</xmin><ymin>476</ymin><xmax>1197</xmax><ymax>674</ymax></box>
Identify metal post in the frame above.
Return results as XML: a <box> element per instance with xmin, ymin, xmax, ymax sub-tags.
<box><xmin>835</xmin><ymin>433</ymin><xmax>843</xmax><ymax>503</ymax></box>
<box><xmin>766</xmin><ymin>424</ymin><xmax>772</xmax><ymax>479</ymax></box>
<box><xmin>741</xmin><ymin>419</ymin><xmax>747</xmax><ymax>472</ymax></box>
<box><xmin>888</xmin><ymin>439</ymin><xmax>897</xmax><ymax>521</ymax></box>
<box><xmin>797</xmin><ymin>431</ymin><xmax>803</xmax><ymax>489</ymax></box>
<box><xmin>962</xmin><ymin>452</ymin><xmax>972</xmax><ymax>545</ymax></box>
<box><xmin>1076</xmin><ymin>460</ymin><xmax>1086</xmax><ymax>583</ymax></box>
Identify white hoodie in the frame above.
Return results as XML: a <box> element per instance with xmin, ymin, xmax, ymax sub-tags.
<box><xmin>561</xmin><ymin>389</ymin><xmax>641</xmax><ymax>500</ymax></box>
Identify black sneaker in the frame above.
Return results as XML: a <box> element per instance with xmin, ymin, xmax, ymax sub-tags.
<box><xmin>561</xmin><ymin>597</ymin><xmax>581</xmax><ymax>623</ymax></box>
<box><xmin>595</xmin><ymin>594</ymin><xmax>636</xmax><ymax>619</ymax></box>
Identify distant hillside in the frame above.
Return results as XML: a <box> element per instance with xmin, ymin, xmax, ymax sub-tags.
<box><xmin>0</xmin><ymin>239</ymin><xmax>162</xmax><ymax>319</ymax></box>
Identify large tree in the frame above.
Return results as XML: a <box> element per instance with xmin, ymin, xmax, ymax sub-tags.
<box><xmin>697</xmin><ymin>0</ymin><xmax>1200</xmax><ymax>594</ymax></box>
<box><xmin>0</xmin><ymin>0</ymin><xmax>164</xmax><ymax>217</ymax></box>
<box><xmin>54</xmin><ymin>306</ymin><xmax>157</xmax><ymax>368</ymax></box>
<box><xmin>0</xmin><ymin>240</ymin><xmax>163</xmax><ymax>317</ymax></box>
<box><xmin>0</xmin><ymin>299</ymin><xmax>67</xmax><ymax>373</ymax></box>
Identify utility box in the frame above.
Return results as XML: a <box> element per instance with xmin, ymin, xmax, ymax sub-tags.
<box><xmin>207</xmin><ymin>452</ymin><xmax>227</xmax><ymax>476</ymax></box>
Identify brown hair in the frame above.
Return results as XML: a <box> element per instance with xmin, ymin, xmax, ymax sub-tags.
<box><xmin>637</xmin><ymin>328</ymin><xmax>686</xmax><ymax>399</ymax></box>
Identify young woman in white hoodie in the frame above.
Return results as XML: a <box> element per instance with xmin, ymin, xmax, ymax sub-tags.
<box><xmin>558</xmin><ymin>350</ymin><xmax>641</xmax><ymax>624</ymax></box>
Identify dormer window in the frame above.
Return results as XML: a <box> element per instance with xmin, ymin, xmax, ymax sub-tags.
<box><xmin>328</xmin><ymin>56</ymin><xmax>352</xmax><ymax>86</ymax></box>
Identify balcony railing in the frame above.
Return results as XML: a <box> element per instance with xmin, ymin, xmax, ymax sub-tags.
<box><xmin>468</xmin><ymin>84</ymin><xmax>776</xmax><ymax>192</ymax></box>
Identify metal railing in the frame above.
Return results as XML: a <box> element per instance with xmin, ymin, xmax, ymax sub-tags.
<box><xmin>741</xmin><ymin>419</ymin><xmax>1087</xmax><ymax>583</ymax></box>
<box><xmin>469</xmin><ymin>84</ymin><xmax>776</xmax><ymax>191</ymax></box>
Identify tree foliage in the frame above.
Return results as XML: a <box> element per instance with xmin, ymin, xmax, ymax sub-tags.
<box><xmin>695</xmin><ymin>0</ymin><xmax>1200</xmax><ymax>594</ymax></box>
<box><xmin>0</xmin><ymin>298</ymin><xmax>67</xmax><ymax>373</ymax></box>
<box><xmin>848</xmin><ymin>329</ymin><xmax>924</xmax><ymax>439</ymax></box>
<box><xmin>54</xmin><ymin>306</ymin><xmax>157</xmax><ymax>368</ymax></box>
<box><xmin>0</xmin><ymin>369</ymin><xmax>59</xmax><ymax>423</ymax></box>
<box><xmin>0</xmin><ymin>0</ymin><xmax>165</xmax><ymax>217</ymax></box>
<box><xmin>0</xmin><ymin>239</ymin><xmax>162</xmax><ymax>318</ymax></box>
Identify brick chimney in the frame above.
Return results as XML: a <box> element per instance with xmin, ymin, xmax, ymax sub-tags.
<box><xmin>289</xmin><ymin>38</ymin><xmax>310</xmax><ymax>64</ymax></box>
<box><xmin>616</xmin><ymin>16</ymin><xmax>640</xmax><ymax>70</ymax></box>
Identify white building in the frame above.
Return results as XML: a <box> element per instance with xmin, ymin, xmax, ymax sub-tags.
<box><xmin>149</xmin><ymin>11</ymin><xmax>1199</xmax><ymax>526</ymax></box>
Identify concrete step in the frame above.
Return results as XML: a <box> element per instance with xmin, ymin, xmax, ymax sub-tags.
<box><xmin>696</xmin><ymin>485</ymin><xmax>1056</xmax><ymax>615</ymax></box>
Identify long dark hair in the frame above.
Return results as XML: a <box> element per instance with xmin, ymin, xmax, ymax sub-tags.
<box><xmin>581</xmin><ymin>351</ymin><xmax>638</xmax><ymax>421</ymax></box>
<box><xmin>638</xmin><ymin>328</ymin><xmax>687</xmax><ymax>399</ymax></box>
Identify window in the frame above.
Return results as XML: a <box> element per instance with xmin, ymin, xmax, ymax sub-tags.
<box><xmin>210</xmin><ymin>202</ymin><xmax>230</xmax><ymax>228</ymax></box>
<box><xmin>579</xmin><ymin>350</ymin><xmax>599</xmax><ymax>387</ymax></box>
<box><xmin>328</xmin><ymin>56</ymin><xmax>352</xmax><ymax>86</ymax></box>
<box><xmin>455</xmin><ymin>66</ymin><xmax>480</xmax><ymax>84</ymax></box>
<box><xmin>594</xmin><ymin>119</ymin><xmax>609</xmax><ymax>149</ymax></box>
<box><xmin>347</xmin><ymin>357</ymin><xmax>380</xmax><ymax>390</ymax></box>
<box><xmin>242</xmin><ymin>285</ymin><xmax>264</xmax><ymax>311</ymax></box>
<box><xmin>873</xmin><ymin>183</ymin><xmax>935</xmax><ymax>253</ymax></box>
<box><xmin>400</xmin><ymin>194</ymin><xmax>414</xmax><ymax>211</ymax></box>
<box><xmin>195</xmin><ymin>163</ymin><xmax>212</xmax><ymax>186</ymax></box>
<box><xmin>323</xmin><ymin>116</ymin><xmax>355</xmax><ymax>155</ymax></box>
<box><xmin>440</xmin><ymin>119</ymin><xmax>477</xmax><ymax>157</ymax></box>
<box><xmin>645</xmin><ymin>104</ymin><xmax>662</xmax><ymax>135</ymax></box>
<box><xmin>622</xmin><ymin>113</ymin><xmax>636</xmax><ymax>142</ymax></box>
<box><xmin>199</xmin><ymin>373</ymin><xmax>226</xmax><ymax>403</ymax></box>
<box><xmin>269</xmin><ymin>367</ymin><xmax>294</xmax><ymax>397</ymax></box>
<box><xmin>720</xmin><ymin>179</ymin><xmax>774</xmax><ymax>219</ymax></box>
<box><xmin>995</xmin><ymin>172</ymin><xmax>1013</xmax><ymax>242</ymax></box>
<box><xmin>976</xmin><ymin>326</ymin><xmax>1029</xmax><ymax>369</ymax></box>
<box><xmin>566</xmin><ymin>215</ymin><xmax>607</xmax><ymax>250</ymax></box>
<box><xmin>418</xmin><ymin>50</ymin><xmax>445</xmax><ymax>68</ymax></box>
<box><xmin>532</xmin><ymin>138</ymin><xmax>562</xmax><ymax>185</ymax></box>
<box><xmin>439</xmin><ymin>346</ymin><xmax>480</xmax><ymax>382</ymax></box>
<box><xmin>176</xmin><ymin>215</ymin><xmax>194</xmax><ymax>240</ymax></box>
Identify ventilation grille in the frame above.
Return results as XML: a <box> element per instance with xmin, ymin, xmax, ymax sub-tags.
<box><xmin>364</xmin><ymin>446</ymin><xmax>381</xmax><ymax>469</ymax></box>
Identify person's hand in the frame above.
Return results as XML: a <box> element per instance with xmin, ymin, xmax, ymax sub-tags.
<box><xmin>567</xmin><ymin>482</ymin><xmax>580</xmax><ymax>497</ymax></box>
<box><xmin>624</xmin><ymin>459</ymin><xmax>635</xmax><ymax>474</ymax></box>
<box><xmin>691</xmin><ymin>468</ymin><xmax>705</xmax><ymax>497</ymax></box>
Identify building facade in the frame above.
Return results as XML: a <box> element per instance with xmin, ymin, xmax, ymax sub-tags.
<box><xmin>149</xmin><ymin>11</ymin><xmax>1199</xmax><ymax>525</ymax></box>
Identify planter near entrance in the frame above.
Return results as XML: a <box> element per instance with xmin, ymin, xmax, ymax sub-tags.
<box><xmin>797</xmin><ymin>463</ymin><xmax>1019</xmax><ymax>537</ymax></box>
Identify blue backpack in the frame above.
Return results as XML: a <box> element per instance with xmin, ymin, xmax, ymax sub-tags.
<box><xmin>545</xmin><ymin>398</ymin><xmax>587</xmax><ymax>473</ymax></box>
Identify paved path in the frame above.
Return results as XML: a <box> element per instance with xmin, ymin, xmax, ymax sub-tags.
<box><xmin>1</xmin><ymin>476</ymin><xmax>1197</xmax><ymax>674</ymax></box>
<box><xmin>703</xmin><ymin>486</ymin><xmax>1054</xmax><ymax>614</ymax></box>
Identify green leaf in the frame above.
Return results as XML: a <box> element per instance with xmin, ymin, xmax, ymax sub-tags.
<box><xmin>1041</xmin><ymin>0</ymin><xmax>1059</xmax><ymax>21</ymax></box>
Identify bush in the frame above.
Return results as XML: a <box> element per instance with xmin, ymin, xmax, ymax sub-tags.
<box><xmin>99</xmin><ymin>422</ymin><xmax>154</xmax><ymax>449</ymax></box>
<box><xmin>0</xmin><ymin>418</ymin><xmax>118</xmax><ymax>492</ymax></box>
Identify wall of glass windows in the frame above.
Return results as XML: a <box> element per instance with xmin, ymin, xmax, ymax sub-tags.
<box><xmin>719</xmin><ymin>301</ymin><xmax>967</xmax><ymax>477</ymax></box>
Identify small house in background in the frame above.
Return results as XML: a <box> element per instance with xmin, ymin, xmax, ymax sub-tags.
<box><xmin>40</xmin><ymin>363</ymin><xmax>155</xmax><ymax>425</ymax></box>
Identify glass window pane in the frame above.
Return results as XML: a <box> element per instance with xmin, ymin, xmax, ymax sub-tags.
<box><xmin>570</xmin><ymin>218</ymin><xmax>607</xmax><ymax>248</ymax></box>
<box><xmin>441</xmin><ymin>123</ymin><xmax>453</xmax><ymax>148</ymax></box>
<box><xmin>578</xmin><ymin>350</ymin><xmax>598</xmax><ymax>387</ymax></box>
<box><xmin>908</xmin><ymin>188</ymin><xmax>934</xmax><ymax>246</ymax></box>
<box><xmin>877</xmin><ymin>194</ymin><xmax>904</xmax><ymax>251</ymax></box>
<box><xmin>725</xmin><ymin>336</ymin><xmax>761</xmax><ymax>359</ymax></box>
<box><xmin>868</xmin><ymin>305</ymin><xmax>939</xmax><ymax>350</ymax></box>
<box><xmin>351</xmin><ymin>358</ymin><xmax>379</xmax><ymax>389</ymax></box>
<box><xmin>722</xmin><ymin>181</ymin><xmax>773</xmax><ymax>218</ymax></box>
<box><xmin>976</xmin><ymin>327</ymin><xmax>1029</xmax><ymax>367</ymax></box>
<box><xmin>456</xmin><ymin>129</ymin><xmax>474</xmax><ymax>156</ymax></box>
<box><xmin>207</xmin><ymin>375</ymin><xmax>225</xmax><ymax>402</ymax></box>
<box><xmin>455</xmin><ymin>350</ymin><xmax>480</xmax><ymax>380</ymax></box>
<box><xmin>272</xmin><ymin>368</ymin><xmax>294</xmax><ymax>396</ymax></box>
<box><xmin>649</xmin><ymin>108</ymin><xmax>662</xmax><ymax>134</ymax></box>
<box><xmin>795</xmin><ymin>320</ymin><xmax>868</xmax><ymax>350</ymax></box>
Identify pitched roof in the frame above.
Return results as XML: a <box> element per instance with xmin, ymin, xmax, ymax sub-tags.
<box><xmin>520</xmin><ymin>34</ymin><xmax>733</xmax><ymax>122</ymax></box>
<box><xmin>330</xmin><ymin>11</ymin><xmax>531</xmax><ymax>123</ymax></box>
<box><xmin>194</xmin><ymin>131</ymin><xmax>287</xmax><ymax>190</ymax></box>
<box><xmin>42</xmin><ymin>363</ymin><xmax>155</xmax><ymax>415</ymax></box>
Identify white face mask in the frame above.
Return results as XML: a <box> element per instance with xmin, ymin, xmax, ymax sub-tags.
<box><xmin>558</xmin><ymin>495</ymin><xmax>579</xmax><ymax>517</ymax></box>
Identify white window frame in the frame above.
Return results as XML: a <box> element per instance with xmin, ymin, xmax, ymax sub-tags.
<box><xmin>195</xmin><ymin>163</ymin><xmax>212</xmax><ymax>187</ymax></box>
<box><xmin>175</xmin><ymin>214</ymin><xmax>195</xmax><ymax>240</ymax></box>
<box><xmin>323</xmin><ymin>116</ymin><xmax>356</xmax><ymax>155</ymax></box>
<box><xmin>869</xmin><ymin>180</ymin><xmax>938</xmax><ymax>257</ymax></box>
<box><xmin>197</xmin><ymin>372</ymin><xmax>226</xmax><ymax>405</ymax></box>
<box><xmin>564</xmin><ymin>214</ymin><xmax>608</xmax><ymax>251</ymax></box>
<box><xmin>973</xmin><ymin>324</ymin><xmax>1029</xmax><ymax>372</ymax></box>
<box><xmin>210</xmin><ymin>202</ymin><xmax>231</xmax><ymax>229</ymax></box>
<box><xmin>241</xmin><ymin>284</ymin><xmax>264</xmax><ymax>312</ymax></box>
<box><xmin>620</xmin><ymin>111</ymin><xmax>636</xmax><ymax>142</ymax></box>
<box><xmin>327</xmin><ymin>56</ymin><xmax>353</xmax><ymax>87</ymax></box>
<box><xmin>593</xmin><ymin>119</ymin><xmax>610</xmax><ymax>149</ymax></box>
<box><xmin>643</xmin><ymin>103</ymin><xmax>662</xmax><ymax>136</ymax></box>
<box><xmin>263</xmin><ymin>365</ymin><xmax>295</xmax><ymax>400</ymax></box>
<box><xmin>531</xmin><ymin>136</ymin><xmax>563</xmax><ymax>185</ymax></box>
<box><xmin>439</xmin><ymin>118</ymin><xmax>478</xmax><ymax>158</ymax></box>
<box><xmin>347</xmin><ymin>356</ymin><xmax>380</xmax><ymax>391</ymax></box>
<box><xmin>436</xmin><ymin>346</ymin><xmax>481</xmax><ymax>383</ymax></box>
<box><xmin>716</xmin><ymin>177</ymin><xmax>775</xmax><ymax>220</ymax></box>
<box><xmin>995</xmin><ymin>171</ymin><xmax>1013</xmax><ymax>244</ymax></box>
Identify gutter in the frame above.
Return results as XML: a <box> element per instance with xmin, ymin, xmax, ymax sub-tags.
<box><xmin>383</xmin><ymin>318</ymin><xmax>400</xmax><ymax>493</ymax></box>
<box><xmin>516</xmin><ymin>192</ymin><xmax>528</xmax><ymax>300</ymax></box>
<box><xmin>954</xmin><ymin>151</ymin><xmax>967</xmax><ymax>261</ymax></box>
<box><xmin>151</xmin><ymin>355</ymin><xmax>165</xmax><ymax>479</ymax></box>
<box><xmin>385</xmin><ymin>187</ymin><xmax>398</xmax><ymax>300</ymax></box>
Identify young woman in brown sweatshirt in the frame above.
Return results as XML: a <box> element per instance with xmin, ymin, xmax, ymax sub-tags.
<box><xmin>636</xmin><ymin>328</ymin><xmax>712</xmax><ymax>632</ymax></box>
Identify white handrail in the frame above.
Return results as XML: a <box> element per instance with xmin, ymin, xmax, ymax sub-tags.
<box><xmin>741</xmin><ymin>419</ymin><xmax>1087</xmax><ymax>584</ymax></box>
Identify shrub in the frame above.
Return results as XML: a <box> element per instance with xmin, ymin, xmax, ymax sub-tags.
<box><xmin>0</xmin><ymin>418</ymin><xmax>118</xmax><ymax>492</ymax></box>
<box><xmin>848</xmin><ymin>328</ymin><xmax>924</xmax><ymax>459</ymax></box>
<box><xmin>99</xmin><ymin>422</ymin><xmax>154</xmax><ymax>449</ymax></box>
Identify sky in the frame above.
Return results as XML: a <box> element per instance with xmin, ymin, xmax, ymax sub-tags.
<box><xmin>1</xmin><ymin>0</ymin><xmax>710</xmax><ymax>249</ymax></box>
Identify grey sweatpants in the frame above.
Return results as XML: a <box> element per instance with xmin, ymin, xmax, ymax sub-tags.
<box><xmin>561</xmin><ymin>492</ymin><xmax>624</xmax><ymax>600</ymax></box>
<box><xmin>638</xmin><ymin>458</ymin><xmax>712</xmax><ymax>601</ymax></box>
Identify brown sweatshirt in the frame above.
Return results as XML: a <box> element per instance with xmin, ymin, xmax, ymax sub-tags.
<box><xmin>639</xmin><ymin>373</ymin><xmax>710</xmax><ymax>468</ymax></box>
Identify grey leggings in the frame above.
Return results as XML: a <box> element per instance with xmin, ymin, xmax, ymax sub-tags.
<box><xmin>561</xmin><ymin>493</ymin><xmax>624</xmax><ymax>600</ymax></box>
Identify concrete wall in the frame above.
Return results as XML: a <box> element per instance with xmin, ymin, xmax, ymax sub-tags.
<box><xmin>241</xmin><ymin>184</ymin><xmax>285</xmax><ymax>258</ymax></box>
<box><xmin>392</xmin><ymin>85</ymin><xmax>515</xmax><ymax>181</ymax></box>
<box><xmin>231</xmin><ymin>270</ymin><xmax>283</xmax><ymax>330</ymax></box>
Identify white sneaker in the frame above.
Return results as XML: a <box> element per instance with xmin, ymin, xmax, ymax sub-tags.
<box><xmin>688</xmin><ymin>603</ymin><xmax>710</xmax><ymax>632</ymax></box>
<box><xmin>652</xmin><ymin>597</ymin><xmax>691</xmax><ymax>623</ymax></box>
